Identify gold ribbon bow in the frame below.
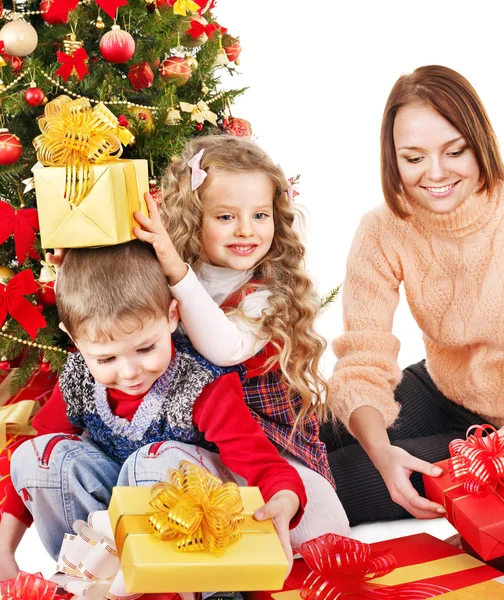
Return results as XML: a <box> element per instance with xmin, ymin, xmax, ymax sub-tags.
<box><xmin>0</xmin><ymin>400</ymin><xmax>37</xmax><ymax>452</ymax></box>
<box><xmin>149</xmin><ymin>460</ymin><xmax>244</xmax><ymax>557</ymax></box>
<box><xmin>33</xmin><ymin>96</ymin><xmax>135</xmax><ymax>207</ymax></box>
<box><xmin>172</xmin><ymin>0</ymin><xmax>200</xmax><ymax>16</ymax></box>
<box><xmin>179</xmin><ymin>100</ymin><xmax>217</xmax><ymax>126</ymax></box>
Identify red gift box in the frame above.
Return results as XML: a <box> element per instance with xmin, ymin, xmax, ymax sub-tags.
<box><xmin>424</xmin><ymin>458</ymin><xmax>504</xmax><ymax>561</ymax></box>
<box><xmin>249</xmin><ymin>533</ymin><xmax>502</xmax><ymax>600</ymax></box>
<box><xmin>0</xmin><ymin>366</ymin><xmax>56</xmax><ymax>513</ymax></box>
<box><xmin>128</xmin><ymin>61</ymin><xmax>155</xmax><ymax>90</ymax></box>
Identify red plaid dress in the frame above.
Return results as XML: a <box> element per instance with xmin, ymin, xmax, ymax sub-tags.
<box><xmin>221</xmin><ymin>284</ymin><xmax>334</xmax><ymax>487</ymax></box>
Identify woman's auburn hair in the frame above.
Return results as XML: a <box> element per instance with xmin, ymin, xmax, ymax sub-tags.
<box><xmin>381</xmin><ymin>64</ymin><xmax>504</xmax><ymax>218</ymax></box>
<box><xmin>159</xmin><ymin>134</ymin><xmax>329</xmax><ymax>428</ymax></box>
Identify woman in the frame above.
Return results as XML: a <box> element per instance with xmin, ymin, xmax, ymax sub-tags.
<box><xmin>324</xmin><ymin>64</ymin><xmax>504</xmax><ymax>526</ymax></box>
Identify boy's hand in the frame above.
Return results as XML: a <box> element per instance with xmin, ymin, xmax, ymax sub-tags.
<box><xmin>254</xmin><ymin>489</ymin><xmax>299</xmax><ymax>575</ymax></box>
<box><xmin>133</xmin><ymin>192</ymin><xmax>188</xmax><ymax>285</ymax></box>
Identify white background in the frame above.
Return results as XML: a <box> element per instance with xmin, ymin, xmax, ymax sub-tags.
<box><xmin>217</xmin><ymin>0</ymin><xmax>504</xmax><ymax>375</ymax></box>
<box><xmin>20</xmin><ymin>0</ymin><xmax>502</xmax><ymax>576</ymax></box>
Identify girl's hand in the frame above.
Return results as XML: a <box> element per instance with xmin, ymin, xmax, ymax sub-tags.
<box><xmin>254</xmin><ymin>489</ymin><xmax>299</xmax><ymax>575</ymax></box>
<box><xmin>372</xmin><ymin>444</ymin><xmax>446</xmax><ymax>519</ymax></box>
<box><xmin>133</xmin><ymin>192</ymin><xmax>188</xmax><ymax>285</ymax></box>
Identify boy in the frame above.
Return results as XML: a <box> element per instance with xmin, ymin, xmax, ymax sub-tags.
<box><xmin>0</xmin><ymin>241</ymin><xmax>306</xmax><ymax>581</ymax></box>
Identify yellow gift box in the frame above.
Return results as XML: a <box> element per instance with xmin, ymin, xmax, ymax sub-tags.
<box><xmin>35</xmin><ymin>159</ymin><xmax>148</xmax><ymax>249</ymax></box>
<box><xmin>108</xmin><ymin>485</ymin><xmax>289</xmax><ymax>594</ymax></box>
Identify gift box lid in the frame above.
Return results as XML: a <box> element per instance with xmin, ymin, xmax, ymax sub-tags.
<box><xmin>108</xmin><ymin>486</ymin><xmax>289</xmax><ymax>593</ymax></box>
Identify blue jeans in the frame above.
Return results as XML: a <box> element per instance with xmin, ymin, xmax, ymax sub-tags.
<box><xmin>10</xmin><ymin>435</ymin><xmax>239</xmax><ymax>560</ymax></box>
<box><xmin>11</xmin><ymin>434</ymin><xmax>349</xmax><ymax>561</ymax></box>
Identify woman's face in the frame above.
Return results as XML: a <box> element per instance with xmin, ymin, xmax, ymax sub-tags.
<box><xmin>393</xmin><ymin>103</ymin><xmax>481</xmax><ymax>214</ymax></box>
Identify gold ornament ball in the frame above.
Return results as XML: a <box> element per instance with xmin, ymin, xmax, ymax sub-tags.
<box><xmin>0</xmin><ymin>80</ymin><xmax>6</xmax><ymax>92</ymax></box>
<box><xmin>0</xmin><ymin>20</ymin><xmax>38</xmax><ymax>57</ymax></box>
<box><xmin>96</xmin><ymin>16</ymin><xmax>105</xmax><ymax>29</ymax></box>
<box><xmin>201</xmin><ymin>83</ymin><xmax>209</xmax><ymax>95</ymax></box>
<box><xmin>171</xmin><ymin>155</ymin><xmax>180</xmax><ymax>163</ymax></box>
<box><xmin>235</xmin><ymin>58</ymin><xmax>240</xmax><ymax>66</ymax></box>
<box><xmin>185</xmin><ymin>54</ymin><xmax>198</xmax><ymax>70</ymax></box>
<box><xmin>0</xmin><ymin>265</ymin><xmax>15</xmax><ymax>284</ymax></box>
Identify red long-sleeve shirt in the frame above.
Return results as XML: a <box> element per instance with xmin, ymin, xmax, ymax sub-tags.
<box><xmin>4</xmin><ymin>370</ymin><xmax>306</xmax><ymax>528</ymax></box>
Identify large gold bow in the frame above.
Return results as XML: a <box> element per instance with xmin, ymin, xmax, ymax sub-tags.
<box><xmin>0</xmin><ymin>400</ymin><xmax>37</xmax><ymax>452</ymax></box>
<box><xmin>33</xmin><ymin>96</ymin><xmax>134</xmax><ymax>207</ymax></box>
<box><xmin>149</xmin><ymin>460</ymin><xmax>244</xmax><ymax>557</ymax></box>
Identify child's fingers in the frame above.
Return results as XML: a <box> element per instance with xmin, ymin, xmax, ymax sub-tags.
<box><xmin>133</xmin><ymin>227</ymin><xmax>156</xmax><ymax>245</ymax></box>
<box><xmin>144</xmin><ymin>192</ymin><xmax>162</xmax><ymax>221</ymax></box>
<box><xmin>134</xmin><ymin>210</ymin><xmax>156</xmax><ymax>229</ymax></box>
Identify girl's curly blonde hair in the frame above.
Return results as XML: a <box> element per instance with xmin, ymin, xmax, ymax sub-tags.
<box><xmin>159</xmin><ymin>134</ymin><xmax>328</xmax><ymax>430</ymax></box>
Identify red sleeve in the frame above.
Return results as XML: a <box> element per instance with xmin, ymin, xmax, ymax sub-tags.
<box><xmin>33</xmin><ymin>380</ymin><xmax>82</xmax><ymax>435</ymax></box>
<box><xmin>193</xmin><ymin>373</ymin><xmax>307</xmax><ymax>528</ymax></box>
<box><xmin>2</xmin><ymin>479</ymin><xmax>32</xmax><ymax>527</ymax></box>
<box><xmin>3</xmin><ymin>381</ymin><xmax>81</xmax><ymax>527</ymax></box>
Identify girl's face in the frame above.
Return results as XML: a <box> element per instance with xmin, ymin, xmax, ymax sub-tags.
<box><xmin>200</xmin><ymin>170</ymin><xmax>275</xmax><ymax>271</ymax></box>
<box><xmin>394</xmin><ymin>102</ymin><xmax>481</xmax><ymax>214</ymax></box>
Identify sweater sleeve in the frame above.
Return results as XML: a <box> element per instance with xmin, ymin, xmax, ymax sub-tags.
<box><xmin>328</xmin><ymin>210</ymin><xmax>404</xmax><ymax>432</ymax></box>
<box><xmin>170</xmin><ymin>266</ymin><xmax>270</xmax><ymax>366</ymax></box>
<box><xmin>2</xmin><ymin>382</ymin><xmax>81</xmax><ymax>526</ymax></box>
<box><xmin>32</xmin><ymin>380</ymin><xmax>82</xmax><ymax>435</ymax></box>
<box><xmin>193</xmin><ymin>373</ymin><xmax>307</xmax><ymax>529</ymax></box>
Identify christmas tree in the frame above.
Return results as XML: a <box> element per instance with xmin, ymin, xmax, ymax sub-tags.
<box><xmin>0</xmin><ymin>0</ymin><xmax>249</xmax><ymax>391</ymax></box>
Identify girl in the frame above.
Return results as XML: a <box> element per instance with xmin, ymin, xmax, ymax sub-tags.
<box><xmin>134</xmin><ymin>134</ymin><xmax>349</xmax><ymax>542</ymax></box>
<box><xmin>325</xmin><ymin>64</ymin><xmax>504</xmax><ymax>526</ymax></box>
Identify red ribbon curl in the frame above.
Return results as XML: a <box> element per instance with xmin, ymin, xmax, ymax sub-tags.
<box><xmin>0</xmin><ymin>270</ymin><xmax>47</xmax><ymax>339</ymax></box>
<box><xmin>0</xmin><ymin>571</ymin><xmax>67</xmax><ymax>600</ymax></box>
<box><xmin>0</xmin><ymin>201</ymin><xmax>40</xmax><ymax>265</ymax></box>
<box><xmin>55</xmin><ymin>48</ymin><xmax>89</xmax><ymax>82</ymax></box>
<box><xmin>449</xmin><ymin>424</ymin><xmax>504</xmax><ymax>496</ymax></box>
<box><xmin>296</xmin><ymin>534</ymin><xmax>449</xmax><ymax>599</ymax></box>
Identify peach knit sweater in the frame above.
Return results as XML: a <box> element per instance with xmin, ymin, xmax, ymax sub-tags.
<box><xmin>330</xmin><ymin>183</ymin><xmax>504</xmax><ymax>431</ymax></box>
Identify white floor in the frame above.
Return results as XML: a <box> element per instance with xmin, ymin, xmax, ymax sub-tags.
<box><xmin>15</xmin><ymin>515</ymin><xmax>458</xmax><ymax>579</ymax></box>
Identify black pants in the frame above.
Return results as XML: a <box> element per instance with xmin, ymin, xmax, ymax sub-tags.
<box><xmin>320</xmin><ymin>361</ymin><xmax>492</xmax><ymax>526</ymax></box>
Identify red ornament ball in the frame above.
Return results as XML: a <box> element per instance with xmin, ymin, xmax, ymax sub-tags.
<box><xmin>36</xmin><ymin>280</ymin><xmax>56</xmax><ymax>307</ymax></box>
<box><xmin>222</xmin><ymin>117</ymin><xmax>252</xmax><ymax>138</ymax></box>
<box><xmin>40</xmin><ymin>0</ymin><xmax>68</xmax><ymax>24</ymax></box>
<box><xmin>196</xmin><ymin>123</ymin><xmax>203</xmax><ymax>131</ymax></box>
<box><xmin>99</xmin><ymin>25</ymin><xmax>136</xmax><ymax>64</ymax></box>
<box><xmin>159</xmin><ymin>57</ymin><xmax>191</xmax><ymax>86</ymax></box>
<box><xmin>0</xmin><ymin>130</ymin><xmax>22</xmax><ymax>165</ymax></box>
<box><xmin>40</xmin><ymin>361</ymin><xmax>52</xmax><ymax>372</ymax></box>
<box><xmin>36</xmin><ymin>304</ymin><xmax>44</xmax><ymax>312</ymax></box>
<box><xmin>24</xmin><ymin>85</ymin><xmax>45</xmax><ymax>107</ymax></box>
<box><xmin>0</xmin><ymin>361</ymin><xmax>10</xmax><ymax>371</ymax></box>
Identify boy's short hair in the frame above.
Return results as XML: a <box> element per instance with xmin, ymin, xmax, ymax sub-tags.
<box><xmin>57</xmin><ymin>240</ymin><xmax>172</xmax><ymax>342</ymax></box>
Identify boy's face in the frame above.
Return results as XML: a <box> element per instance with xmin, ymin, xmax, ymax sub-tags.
<box><xmin>74</xmin><ymin>300</ymin><xmax>179</xmax><ymax>396</ymax></box>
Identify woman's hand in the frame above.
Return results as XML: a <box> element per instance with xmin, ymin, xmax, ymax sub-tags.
<box><xmin>133</xmin><ymin>192</ymin><xmax>187</xmax><ymax>285</ymax></box>
<box><xmin>372</xmin><ymin>443</ymin><xmax>446</xmax><ymax>519</ymax></box>
<box><xmin>254</xmin><ymin>489</ymin><xmax>299</xmax><ymax>575</ymax></box>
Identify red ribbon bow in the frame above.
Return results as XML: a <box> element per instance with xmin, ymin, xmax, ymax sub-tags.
<box><xmin>297</xmin><ymin>534</ymin><xmax>449</xmax><ymax>599</ymax></box>
<box><xmin>186</xmin><ymin>19</ymin><xmax>225</xmax><ymax>39</ymax></box>
<box><xmin>0</xmin><ymin>201</ymin><xmax>40</xmax><ymax>265</ymax></box>
<box><xmin>55</xmin><ymin>48</ymin><xmax>89</xmax><ymax>82</ymax></box>
<box><xmin>0</xmin><ymin>571</ymin><xmax>66</xmax><ymax>600</ymax></box>
<box><xmin>0</xmin><ymin>270</ymin><xmax>47</xmax><ymax>339</ymax></box>
<box><xmin>48</xmin><ymin>0</ymin><xmax>127</xmax><ymax>20</ymax></box>
<box><xmin>448</xmin><ymin>424</ymin><xmax>504</xmax><ymax>496</ymax></box>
